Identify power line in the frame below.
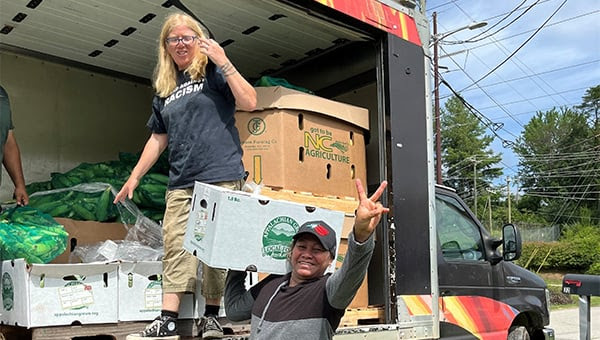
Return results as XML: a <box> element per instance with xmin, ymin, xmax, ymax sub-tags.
<box><xmin>439</xmin><ymin>45</ymin><xmax>526</xmax><ymax>129</ymax></box>
<box><xmin>451</xmin><ymin>60</ymin><xmax>600</xmax><ymax>96</ymax></box>
<box><xmin>524</xmin><ymin>193</ymin><xmax>599</xmax><ymax>201</ymax></box>
<box><xmin>435</xmin><ymin>6</ymin><xmax>599</xmax><ymax>123</ymax></box>
<box><xmin>473</xmin><ymin>86</ymin><xmax>593</xmax><ymax>112</ymax></box>
<box><xmin>458</xmin><ymin>10</ymin><xmax>600</xmax><ymax>54</ymax></box>
<box><xmin>439</xmin><ymin>76</ymin><xmax>517</xmax><ymax>146</ymax></box>
<box><xmin>443</xmin><ymin>0</ymin><xmax>541</xmax><ymax>45</ymax></box>
<box><xmin>460</xmin><ymin>0</ymin><xmax>568</xmax><ymax>92</ymax></box>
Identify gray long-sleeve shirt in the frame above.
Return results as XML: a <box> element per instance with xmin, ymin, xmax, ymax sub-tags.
<box><xmin>225</xmin><ymin>231</ymin><xmax>375</xmax><ymax>340</ymax></box>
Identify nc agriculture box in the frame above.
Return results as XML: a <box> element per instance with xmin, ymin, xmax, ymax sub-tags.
<box><xmin>236</xmin><ymin>86</ymin><xmax>367</xmax><ymax>198</ymax></box>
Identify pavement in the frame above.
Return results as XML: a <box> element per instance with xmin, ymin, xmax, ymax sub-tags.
<box><xmin>550</xmin><ymin>306</ymin><xmax>599</xmax><ymax>340</ymax></box>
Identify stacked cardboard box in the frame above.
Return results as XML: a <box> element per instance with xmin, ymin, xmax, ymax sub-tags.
<box><xmin>117</xmin><ymin>261</ymin><xmax>200</xmax><ymax>322</ymax></box>
<box><xmin>0</xmin><ymin>219</ymin><xmax>201</xmax><ymax>327</ymax></box>
<box><xmin>236</xmin><ymin>87</ymin><xmax>371</xmax><ymax>308</ymax></box>
<box><xmin>0</xmin><ymin>258</ymin><xmax>201</xmax><ymax>327</ymax></box>
<box><xmin>0</xmin><ymin>259</ymin><xmax>120</xmax><ymax>327</ymax></box>
<box><xmin>51</xmin><ymin>218</ymin><xmax>128</xmax><ymax>264</ymax></box>
<box><xmin>235</xmin><ymin>86</ymin><xmax>368</xmax><ymax>199</ymax></box>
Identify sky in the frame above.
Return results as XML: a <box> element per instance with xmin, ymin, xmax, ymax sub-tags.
<box><xmin>424</xmin><ymin>0</ymin><xmax>600</xmax><ymax>189</ymax></box>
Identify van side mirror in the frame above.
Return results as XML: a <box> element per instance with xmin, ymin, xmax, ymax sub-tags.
<box><xmin>502</xmin><ymin>224</ymin><xmax>522</xmax><ymax>261</ymax></box>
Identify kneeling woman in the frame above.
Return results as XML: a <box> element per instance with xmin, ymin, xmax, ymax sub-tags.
<box><xmin>224</xmin><ymin>179</ymin><xmax>389</xmax><ymax>340</ymax></box>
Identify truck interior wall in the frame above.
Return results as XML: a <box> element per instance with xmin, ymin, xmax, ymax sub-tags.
<box><xmin>0</xmin><ymin>50</ymin><xmax>153</xmax><ymax>201</ymax></box>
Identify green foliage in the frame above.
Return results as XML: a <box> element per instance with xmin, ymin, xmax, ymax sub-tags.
<box><xmin>518</xmin><ymin>223</ymin><xmax>600</xmax><ymax>272</ymax></box>
<box><xmin>576</xmin><ymin>85</ymin><xmax>600</xmax><ymax>120</ymax></box>
<box><xmin>513</xmin><ymin>102</ymin><xmax>599</xmax><ymax>225</ymax></box>
<box><xmin>440</xmin><ymin>96</ymin><xmax>503</xmax><ymax>202</ymax></box>
<box><xmin>587</xmin><ymin>262</ymin><xmax>600</xmax><ymax>275</ymax></box>
<box><xmin>519</xmin><ymin>242</ymin><xmax>590</xmax><ymax>271</ymax></box>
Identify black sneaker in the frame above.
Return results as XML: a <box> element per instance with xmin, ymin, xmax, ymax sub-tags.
<box><xmin>126</xmin><ymin>315</ymin><xmax>180</xmax><ymax>340</ymax></box>
<box><xmin>199</xmin><ymin>315</ymin><xmax>224</xmax><ymax>339</ymax></box>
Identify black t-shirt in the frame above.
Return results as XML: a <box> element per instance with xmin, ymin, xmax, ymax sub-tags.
<box><xmin>147</xmin><ymin>65</ymin><xmax>245</xmax><ymax>189</ymax></box>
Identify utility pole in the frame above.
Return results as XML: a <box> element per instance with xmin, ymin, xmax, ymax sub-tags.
<box><xmin>488</xmin><ymin>195</ymin><xmax>492</xmax><ymax>234</ymax></box>
<box><xmin>430</xmin><ymin>15</ymin><xmax>487</xmax><ymax>186</ymax></box>
<box><xmin>473</xmin><ymin>156</ymin><xmax>477</xmax><ymax>217</ymax></box>
<box><xmin>430</xmin><ymin>14</ymin><xmax>487</xmax><ymax>185</ymax></box>
<box><xmin>433</xmin><ymin>11</ymin><xmax>442</xmax><ymax>184</ymax></box>
<box><xmin>507</xmin><ymin>176</ymin><xmax>512</xmax><ymax>224</ymax></box>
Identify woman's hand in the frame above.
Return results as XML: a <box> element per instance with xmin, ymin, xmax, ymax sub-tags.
<box><xmin>198</xmin><ymin>37</ymin><xmax>228</xmax><ymax>66</ymax></box>
<box><xmin>353</xmin><ymin>179</ymin><xmax>389</xmax><ymax>243</ymax></box>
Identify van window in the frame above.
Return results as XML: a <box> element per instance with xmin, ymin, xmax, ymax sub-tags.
<box><xmin>436</xmin><ymin>194</ymin><xmax>484</xmax><ymax>261</ymax></box>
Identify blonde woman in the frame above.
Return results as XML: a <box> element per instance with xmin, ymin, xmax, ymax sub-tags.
<box><xmin>115</xmin><ymin>12</ymin><xmax>256</xmax><ymax>340</ymax></box>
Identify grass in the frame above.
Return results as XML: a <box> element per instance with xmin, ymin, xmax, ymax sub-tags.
<box><xmin>538</xmin><ymin>271</ymin><xmax>600</xmax><ymax>310</ymax></box>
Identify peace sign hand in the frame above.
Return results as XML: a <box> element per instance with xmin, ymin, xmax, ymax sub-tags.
<box><xmin>353</xmin><ymin>179</ymin><xmax>389</xmax><ymax>243</ymax></box>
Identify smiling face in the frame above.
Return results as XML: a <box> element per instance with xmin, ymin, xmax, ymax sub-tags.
<box><xmin>289</xmin><ymin>234</ymin><xmax>333</xmax><ymax>286</ymax></box>
<box><xmin>166</xmin><ymin>24</ymin><xmax>200</xmax><ymax>70</ymax></box>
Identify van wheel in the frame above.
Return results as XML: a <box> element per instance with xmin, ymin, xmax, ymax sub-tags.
<box><xmin>508</xmin><ymin>326</ymin><xmax>530</xmax><ymax>340</ymax></box>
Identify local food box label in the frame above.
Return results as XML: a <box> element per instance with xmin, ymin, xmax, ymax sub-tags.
<box><xmin>58</xmin><ymin>282</ymin><xmax>94</xmax><ymax>309</ymax></box>
<box><xmin>144</xmin><ymin>280</ymin><xmax>162</xmax><ymax>310</ymax></box>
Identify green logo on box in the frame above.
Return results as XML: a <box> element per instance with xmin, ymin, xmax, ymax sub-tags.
<box><xmin>2</xmin><ymin>272</ymin><xmax>14</xmax><ymax>311</ymax></box>
<box><xmin>247</xmin><ymin>118</ymin><xmax>266</xmax><ymax>136</ymax></box>
<box><xmin>262</xmin><ymin>216</ymin><xmax>299</xmax><ymax>260</ymax></box>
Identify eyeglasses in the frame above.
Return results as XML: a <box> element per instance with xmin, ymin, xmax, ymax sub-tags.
<box><xmin>165</xmin><ymin>35</ymin><xmax>198</xmax><ymax>46</ymax></box>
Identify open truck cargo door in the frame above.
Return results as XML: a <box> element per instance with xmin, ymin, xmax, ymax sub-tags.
<box><xmin>0</xmin><ymin>0</ymin><xmax>553</xmax><ymax>339</ymax></box>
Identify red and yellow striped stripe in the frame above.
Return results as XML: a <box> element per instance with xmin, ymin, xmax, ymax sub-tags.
<box><xmin>400</xmin><ymin>295</ymin><xmax>518</xmax><ymax>339</ymax></box>
<box><xmin>314</xmin><ymin>0</ymin><xmax>422</xmax><ymax>46</ymax></box>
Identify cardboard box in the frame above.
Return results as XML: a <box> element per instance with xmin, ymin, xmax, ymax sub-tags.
<box><xmin>117</xmin><ymin>261</ymin><xmax>201</xmax><ymax>321</ymax></box>
<box><xmin>52</xmin><ymin>218</ymin><xmax>128</xmax><ymax>264</ymax></box>
<box><xmin>336</xmin><ymin>239</ymin><xmax>369</xmax><ymax>308</ymax></box>
<box><xmin>0</xmin><ymin>259</ymin><xmax>119</xmax><ymax>327</ymax></box>
<box><xmin>183</xmin><ymin>181</ymin><xmax>345</xmax><ymax>274</ymax></box>
<box><xmin>236</xmin><ymin>86</ymin><xmax>368</xmax><ymax>199</ymax></box>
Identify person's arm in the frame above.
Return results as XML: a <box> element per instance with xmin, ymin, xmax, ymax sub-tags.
<box><xmin>3</xmin><ymin>130</ymin><xmax>28</xmax><ymax>205</ymax></box>
<box><xmin>113</xmin><ymin>133</ymin><xmax>167</xmax><ymax>203</ymax></box>
<box><xmin>326</xmin><ymin>179</ymin><xmax>389</xmax><ymax>309</ymax></box>
<box><xmin>224</xmin><ymin>270</ymin><xmax>255</xmax><ymax>321</ymax></box>
<box><xmin>198</xmin><ymin>37</ymin><xmax>257</xmax><ymax>111</ymax></box>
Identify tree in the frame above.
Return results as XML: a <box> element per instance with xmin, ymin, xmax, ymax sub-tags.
<box><xmin>577</xmin><ymin>85</ymin><xmax>600</xmax><ymax>130</ymax></box>
<box><xmin>513</xmin><ymin>106</ymin><xmax>598</xmax><ymax>225</ymax></box>
<box><xmin>576</xmin><ymin>84</ymin><xmax>600</xmax><ymax>217</ymax></box>
<box><xmin>440</xmin><ymin>96</ymin><xmax>503</xmax><ymax>209</ymax></box>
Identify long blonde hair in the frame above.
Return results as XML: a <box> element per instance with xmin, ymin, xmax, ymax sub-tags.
<box><xmin>154</xmin><ymin>12</ymin><xmax>208</xmax><ymax>97</ymax></box>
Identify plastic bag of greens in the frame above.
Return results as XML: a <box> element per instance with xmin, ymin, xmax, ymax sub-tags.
<box><xmin>28</xmin><ymin>182</ymin><xmax>119</xmax><ymax>222</ymax></box>
<box><xmin>254</xmin><ymin>76</ymin><xmax>313</xmax><ymax>94</ymax></box>
<box><xmin>0</xmin><ymin>206</ymin><xmax>68</xmax><ymax>263</ymax></box>
<box><xmin>28</xmin><ymin>182</ymin><xmax>163</xmax><ymax>251</ymax></box>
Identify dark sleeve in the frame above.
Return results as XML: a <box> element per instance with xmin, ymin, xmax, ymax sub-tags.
<box><xmin>147</xmin><ymin>95</ymin><xmax>166</xmax><ymax>133</ymax></box>
<box><xmin>206</xmin><ymin>61</ymin><xmax>234</xmax><ymax>104</ymax></box>
<box><xmin>224</xmin><ymin>270</ymin><xmax>254</xmax><ymax>321</ymax></box>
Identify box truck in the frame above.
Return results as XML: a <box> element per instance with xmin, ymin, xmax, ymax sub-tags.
<box><xmin>0</xmin><ymin>0</ymin><xmax>553</xmax><ymax>338</ymax></box>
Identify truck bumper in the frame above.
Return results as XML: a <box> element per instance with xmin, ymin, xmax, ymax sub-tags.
<box><xmin>542</xmin><ymin>327</ymin><xmax>555</xmax><ymax>340</ymax></box>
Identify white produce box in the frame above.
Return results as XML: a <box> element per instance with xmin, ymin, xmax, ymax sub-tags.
<box><xmin>183</xmin><ymin>182</ymin><xmax>344</xmax><ymax>274</ymax></box>
<box><xmin>0</xmin><ymin>259</ymin><xmax>118</xmax><ymax>327</ymax></box>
